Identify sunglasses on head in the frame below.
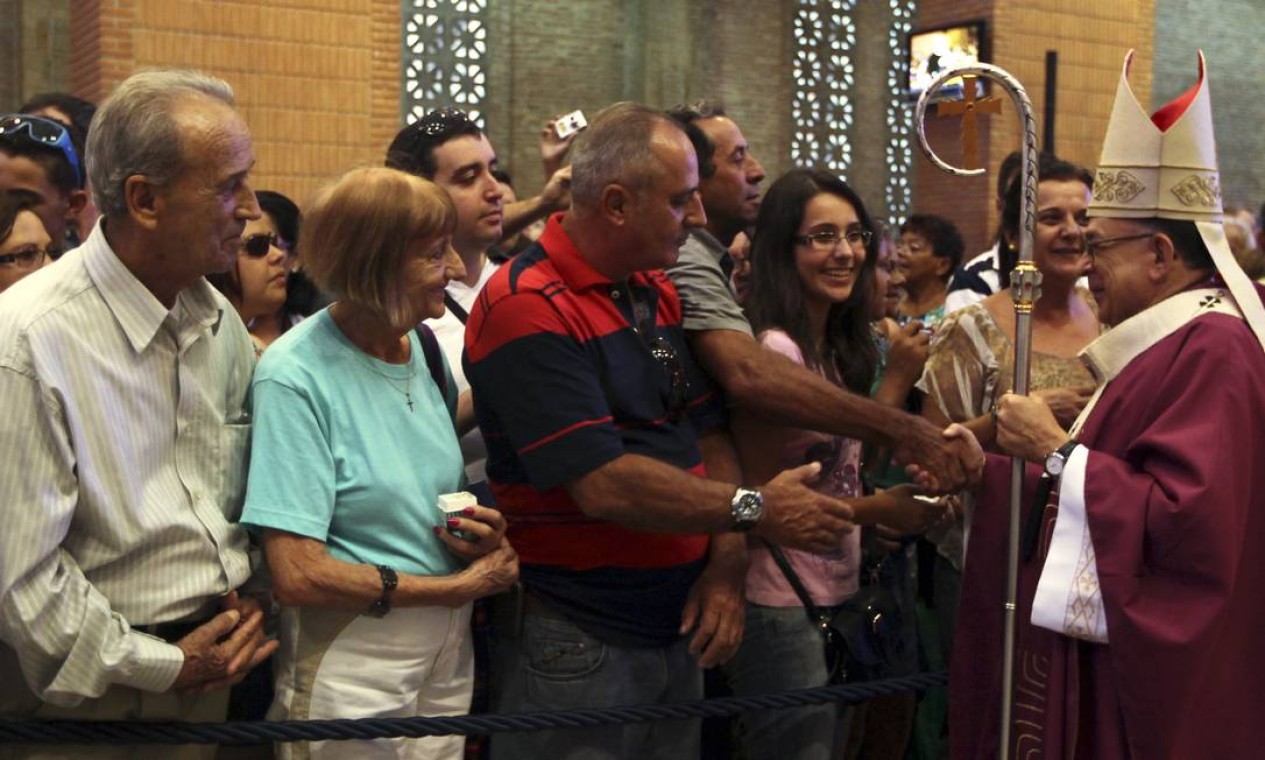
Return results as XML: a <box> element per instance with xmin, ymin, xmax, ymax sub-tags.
<box><xmin>417</xmin><ymin>107</ymin><xmax>476</xmax><ymax>137</ymax></box>
<box><xmin>0</xmin><ymin>115</ymin><xmax>84</xmax><ymax>189</ymax></box>
<box><xmin>241</xmin><ymin>233</ymin><xmax>290</xmax><ymax>257</ymax></box>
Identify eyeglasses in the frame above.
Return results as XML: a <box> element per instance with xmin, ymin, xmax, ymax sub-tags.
<box><xmin>0</xmin><ymin>245</ymin><xmax>48</xmax><ymax>270</ymax></box>
<box><xmin>241</xmin><ymin>233</ymin><xmax>290</xmax><ymax>257</ymax></box>
<box><xmin>649</xmin><ymin>336</ymin><xmax>690</xmax><ymax>423</ymax></box>
<box><xmin>795</xmin><ymin>228</ymin><xmax>873</xmax><ymax>252</ymax></box>
<box><xmin>0</xmin><ymin>115</ymin><xmax>84</xmax><ymax>189</ymax></box>
<box><xmin>1085</xmin><ymin>232</ymin><xmax>1154</xmax><ymax>259</ymax></box>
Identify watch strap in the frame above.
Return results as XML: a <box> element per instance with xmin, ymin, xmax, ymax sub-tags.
<box><xmin>1045</xmin><ymin>439</ymin><xmax>1079</xmax><ymax>477</ymax></box>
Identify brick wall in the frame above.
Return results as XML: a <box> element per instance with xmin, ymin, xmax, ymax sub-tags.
<box><xmin>688</xmin><ymin>0</ymin><xmax>795</xmax><ymax>186</ymax></box>
<box><xmin>480</xmin><ymin>0</ymin><xmax>803</xmax><ymax>205</ymax></box>
<box><xmin>483</xmin><ymin>0</ymin><xmax>630</xmax><ymax>195</ymax></box>
<box><xmin>912</xmin><ymin>0</ymin><xmax>1155</xmax><ymax>255</ymax></box>
<box><xmin>34</xmin><ymin>0</ymin><xmax>1219</xmax><ymax>237</ymax></box>
<box><xmin>991</xmin><ymin>0</ymin><xmax>1155</xmax><ymax>198</ymax></box>
<box><xmin>69</xmin><ymin>0</ymin><xmax>401</xmax><ymax>205</ymax></box>
<box><xmin>910</xmin><ymin>0</ymin><xmax>997</xmax><ymax>255</ymax></box>
<box><xmin>0</xmin><ymin>0</ymin><xmax>18</xmax><ymax>111</ymax></box>
<box><xmin>1154</xmin><ymin>0</ymin><xmax>1265</xmax><ymax>213</ymax></box>
<box><xmin>848</xmin><ymin>0</ymin><xmax>903</xmax><ymax>221</ymax></box>
<box><xmin>0</xmin><ymin>0</ymin><xmax>72</xmax><ymax>112</ymax></box>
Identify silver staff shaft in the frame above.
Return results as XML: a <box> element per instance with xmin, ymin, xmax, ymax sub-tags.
<box><xmin>914</xmin><ymin>63</ymin><xmax>1040</xmax><ymax>760</ymax></box>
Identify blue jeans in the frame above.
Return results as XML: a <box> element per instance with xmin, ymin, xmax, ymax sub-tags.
<box><xmin>489</xmin><ymin>610</ymin><xmax>702</xmax><ymax>760</ymax></box>
<box><xmin>722</xmin><ymin>604</ymin><xmax>852</xmax><ymax>760</ymax></box>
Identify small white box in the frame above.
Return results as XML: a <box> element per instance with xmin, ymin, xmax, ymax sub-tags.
<box><xmin>438</xmin><ymin>491</ymin><xmax>478</xmax><ymax>515</ymax></box>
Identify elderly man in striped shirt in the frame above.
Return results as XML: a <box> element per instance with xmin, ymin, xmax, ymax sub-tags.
<box><xmin>0</xmin><ymin>69</ymin><xmax>277</xmax><ymax>759</ymax></box>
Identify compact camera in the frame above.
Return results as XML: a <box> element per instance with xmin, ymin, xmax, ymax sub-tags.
<box><xmin>554</xmin><ymin>110</ymin><xmax>588</xmax><ymax>139</ymax></box>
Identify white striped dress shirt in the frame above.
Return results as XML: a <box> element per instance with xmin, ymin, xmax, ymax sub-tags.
<box><xmin>0</xmin><ymin>223</ymin><xmax>255</xmax><ymax>708</ymax></box>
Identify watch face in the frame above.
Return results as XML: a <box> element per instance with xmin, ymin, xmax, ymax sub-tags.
<box><xmin>1045</xmin><ymin>452</ymin><xmax>1066</xmax><ymax>477</ymax></box>
<box><xmin>732</xmin><ymin>489</ymin><xmax>764</xmax><ymax>529</ymax></box>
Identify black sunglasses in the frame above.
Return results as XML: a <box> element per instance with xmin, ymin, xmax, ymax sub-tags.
<box><xmin>0</xmin><ymin>115</ymin><xmax>84</xmax><ymax>188</ymax></box>
<box><xmin>649</xmin><ymin>336</ymin><xmax>690</xmax><ymax>423</ymax></box>
<box><xmin>241</xmin><ymin>233</ymin><xmax>290</xmax><ymax>257</ymax></box>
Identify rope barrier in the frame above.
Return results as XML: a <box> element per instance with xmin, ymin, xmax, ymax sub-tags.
<box><xmin>0</xmin><ymin>671</ymin><xmax>946</xmax><ymax>746</ymax></box>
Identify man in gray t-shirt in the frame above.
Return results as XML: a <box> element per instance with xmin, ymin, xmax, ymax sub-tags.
<box><xmin>666</xmin><ymin>102</ymin><xmax>976</xmax><ymax>490</ymax></box>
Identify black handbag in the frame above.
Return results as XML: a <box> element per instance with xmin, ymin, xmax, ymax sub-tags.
<box><xmin>764</xmin><ymin>541</ymin><xmax>901</xmax><ymax>684</ymax></box>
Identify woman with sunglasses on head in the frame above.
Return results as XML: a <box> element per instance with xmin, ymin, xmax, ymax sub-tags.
<box><xmin>0</xmin><ymin>189</ymin><xmax>53</xmax><ymax>295</ymax></box>
<box><xmin>722</xmin><ymin>169</ymin><xmax>949</xmax><ymax>760</ymax></box>
<box><xmin>239</xmin><ymin>168</ymin><xmax>518</xmax><ymax>760</ymax></box>
<box><xmin>209</xmin><ymin>190</ymin><xmax>305</xmax><ymax>355</ymax></box>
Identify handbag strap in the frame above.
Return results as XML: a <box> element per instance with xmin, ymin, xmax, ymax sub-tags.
<box><xmin>444</xmin><ymin>292</ymin><xmax>469</xmax><ymax>324</ymax></box>
<box><xmin>761</xmin><ymin>539</ymin><xmax>829</xmax><ymax>628</ymax></box>
<box><xmin>414</xmin><ymin>324</ymin><xmax>449</xmax><ymax>403</ymax></box>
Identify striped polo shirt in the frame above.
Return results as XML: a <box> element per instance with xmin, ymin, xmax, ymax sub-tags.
<box><xmin>464</xmin><ymin>214</ymin><xmax>725</xmax><ymax>645</ymax></box>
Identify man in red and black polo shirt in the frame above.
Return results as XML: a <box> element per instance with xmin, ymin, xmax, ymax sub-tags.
<box><xmin>466</xmin><ymin>103</ymin><xmax>854</xmax><ymax>759</ymax></box>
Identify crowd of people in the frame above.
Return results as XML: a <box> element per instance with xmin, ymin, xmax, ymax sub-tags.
<box><xmin>0</xmin><ymin>48</ymin><xmax>1263</xmax><ymax>760</ymax></box>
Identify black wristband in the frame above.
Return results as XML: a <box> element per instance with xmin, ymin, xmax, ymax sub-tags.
<box><xmin>366</xmin><ymin>564</ymin><xmax>398</xmax><ymax>618</ymax></box>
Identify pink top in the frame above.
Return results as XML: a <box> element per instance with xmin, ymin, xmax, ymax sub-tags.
<box><xmin>744</xmin><ymin>329</ymin><xmax>862</xmax><ymax>608</ymax></box>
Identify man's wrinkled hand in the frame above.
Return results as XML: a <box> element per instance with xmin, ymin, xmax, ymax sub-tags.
<box><xmin>996</xmin><ymin>392</ymin><xmax>1067</xmax><ymax>462</ymax></box>
<box><xmin>173</xmin><ymin>602</ymin><xmax>277</xmax><ymax>693</ymax></box>
<box><xmin>756</xmin><ymin>463</ymin><xmax>855</xmax><ymax>554</ymax></box>
<box><xmin>679</xmin><ymin>539</ymin><xmax>746</xmax><ymax>668</ymax></box>
<box><xmin>895</xmin><ymin>414</ymin><xmax>972</xmax><ymax>493</ymax></box>
<box><xmin>461</xmin><ymin>537</ymin><xmax>520</xmax><ymax>598</ymax></box>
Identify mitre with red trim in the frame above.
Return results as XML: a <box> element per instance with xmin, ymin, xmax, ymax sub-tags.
<box><xmin>1090</xmin><ymin>50</ymin><xmax>1265</xmax><ymax>351</ymax></box>
<box><xmin>1090</xmin><ymin>50</ymin><xmax>1222</xmax><ymax>221</ymax></box>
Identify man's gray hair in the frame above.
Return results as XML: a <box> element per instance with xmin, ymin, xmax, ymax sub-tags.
<box><xmin>87</xmin><ymin>69</ymin><xmax>236</xmax><ymax>219</ymax></box>
<box><xmin>569</xmin><ymin>102</ymin><xmax>682</xmax><ymax>209</ymax></box>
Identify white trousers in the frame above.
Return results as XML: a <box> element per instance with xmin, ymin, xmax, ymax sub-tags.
<box><xmin>271</xmin><ymin>603</ymin><xmax>474</xmax><ymax>760</ymax></box>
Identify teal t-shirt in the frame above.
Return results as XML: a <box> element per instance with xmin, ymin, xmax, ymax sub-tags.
<box><xmin>241</xmin><ymin>309</ymin><xmax>464</xmax><ymax>577</ymax></box>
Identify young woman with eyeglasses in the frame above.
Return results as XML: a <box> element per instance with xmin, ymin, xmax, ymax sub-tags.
<box><xmin>208</xmin><ymin>189</ymin><xmax>303</xmax><ymax>354</ymax></box>
<box><xmin>0</xmin><ymin>189</ymin><xmax>52</xmax><ymax>295</ymax></box>
<box><xmin>722</xmin><ymin>169</ymin><xmax>949</xmax><ymax>760</ymax></box>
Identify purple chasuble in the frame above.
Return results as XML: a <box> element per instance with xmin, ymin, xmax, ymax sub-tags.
<box><xmin>952</xmin><ymin>306</ymin><xmax>1265</xmax><ymax>760</ymax></box>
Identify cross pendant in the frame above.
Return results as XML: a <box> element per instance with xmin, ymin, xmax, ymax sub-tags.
<box><xmin>406</xmin><ymin>394</ymin><xmax>415</xmax><ymax>412</ymax></box>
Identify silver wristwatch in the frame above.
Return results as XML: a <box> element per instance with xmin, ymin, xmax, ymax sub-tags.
<box><xmin>1043</xmin><ymin>440</ymin><xmax>1079</xmax><ymax>479</ymax></box>
<box><xmin>730</xmin><ymin>487</ymin><xmax>764</xmax><ymax>532</ymax></box>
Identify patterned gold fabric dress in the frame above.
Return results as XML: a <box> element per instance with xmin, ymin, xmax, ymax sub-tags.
<box><xmin>918</xmin><ymin>300</ymin><xmax>1097</xmax><ymax>440</ymax></box>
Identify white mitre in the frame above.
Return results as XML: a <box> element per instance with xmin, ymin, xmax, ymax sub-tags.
<box><xmin>1089</xmin><ymin>50</ymin><xmax>1265</xmax><ymax>352</ymax></box>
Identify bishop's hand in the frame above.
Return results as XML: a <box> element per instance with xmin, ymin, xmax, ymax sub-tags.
<box><xmin>995</xmin><ymin>392</ymin><xmax>1068</xmax><ymax>463</ymax></box>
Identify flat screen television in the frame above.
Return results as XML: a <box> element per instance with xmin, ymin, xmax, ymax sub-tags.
<box><xmin>907</xmin><ymin>21</ymin><xmax>988</xmax><ymax>101</ymax></box>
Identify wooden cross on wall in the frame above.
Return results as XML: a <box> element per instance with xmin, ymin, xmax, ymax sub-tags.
<box><xmin>936</xmin><ymin>76</ymin><xmax>1001</xmax><ymax>169</ymax></box>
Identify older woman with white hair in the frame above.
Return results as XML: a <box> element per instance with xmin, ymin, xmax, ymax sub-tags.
<box><xmin>240</xmin><ymin>167</ymin><xmax>518</xmax><ymax>760</ymax></box>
